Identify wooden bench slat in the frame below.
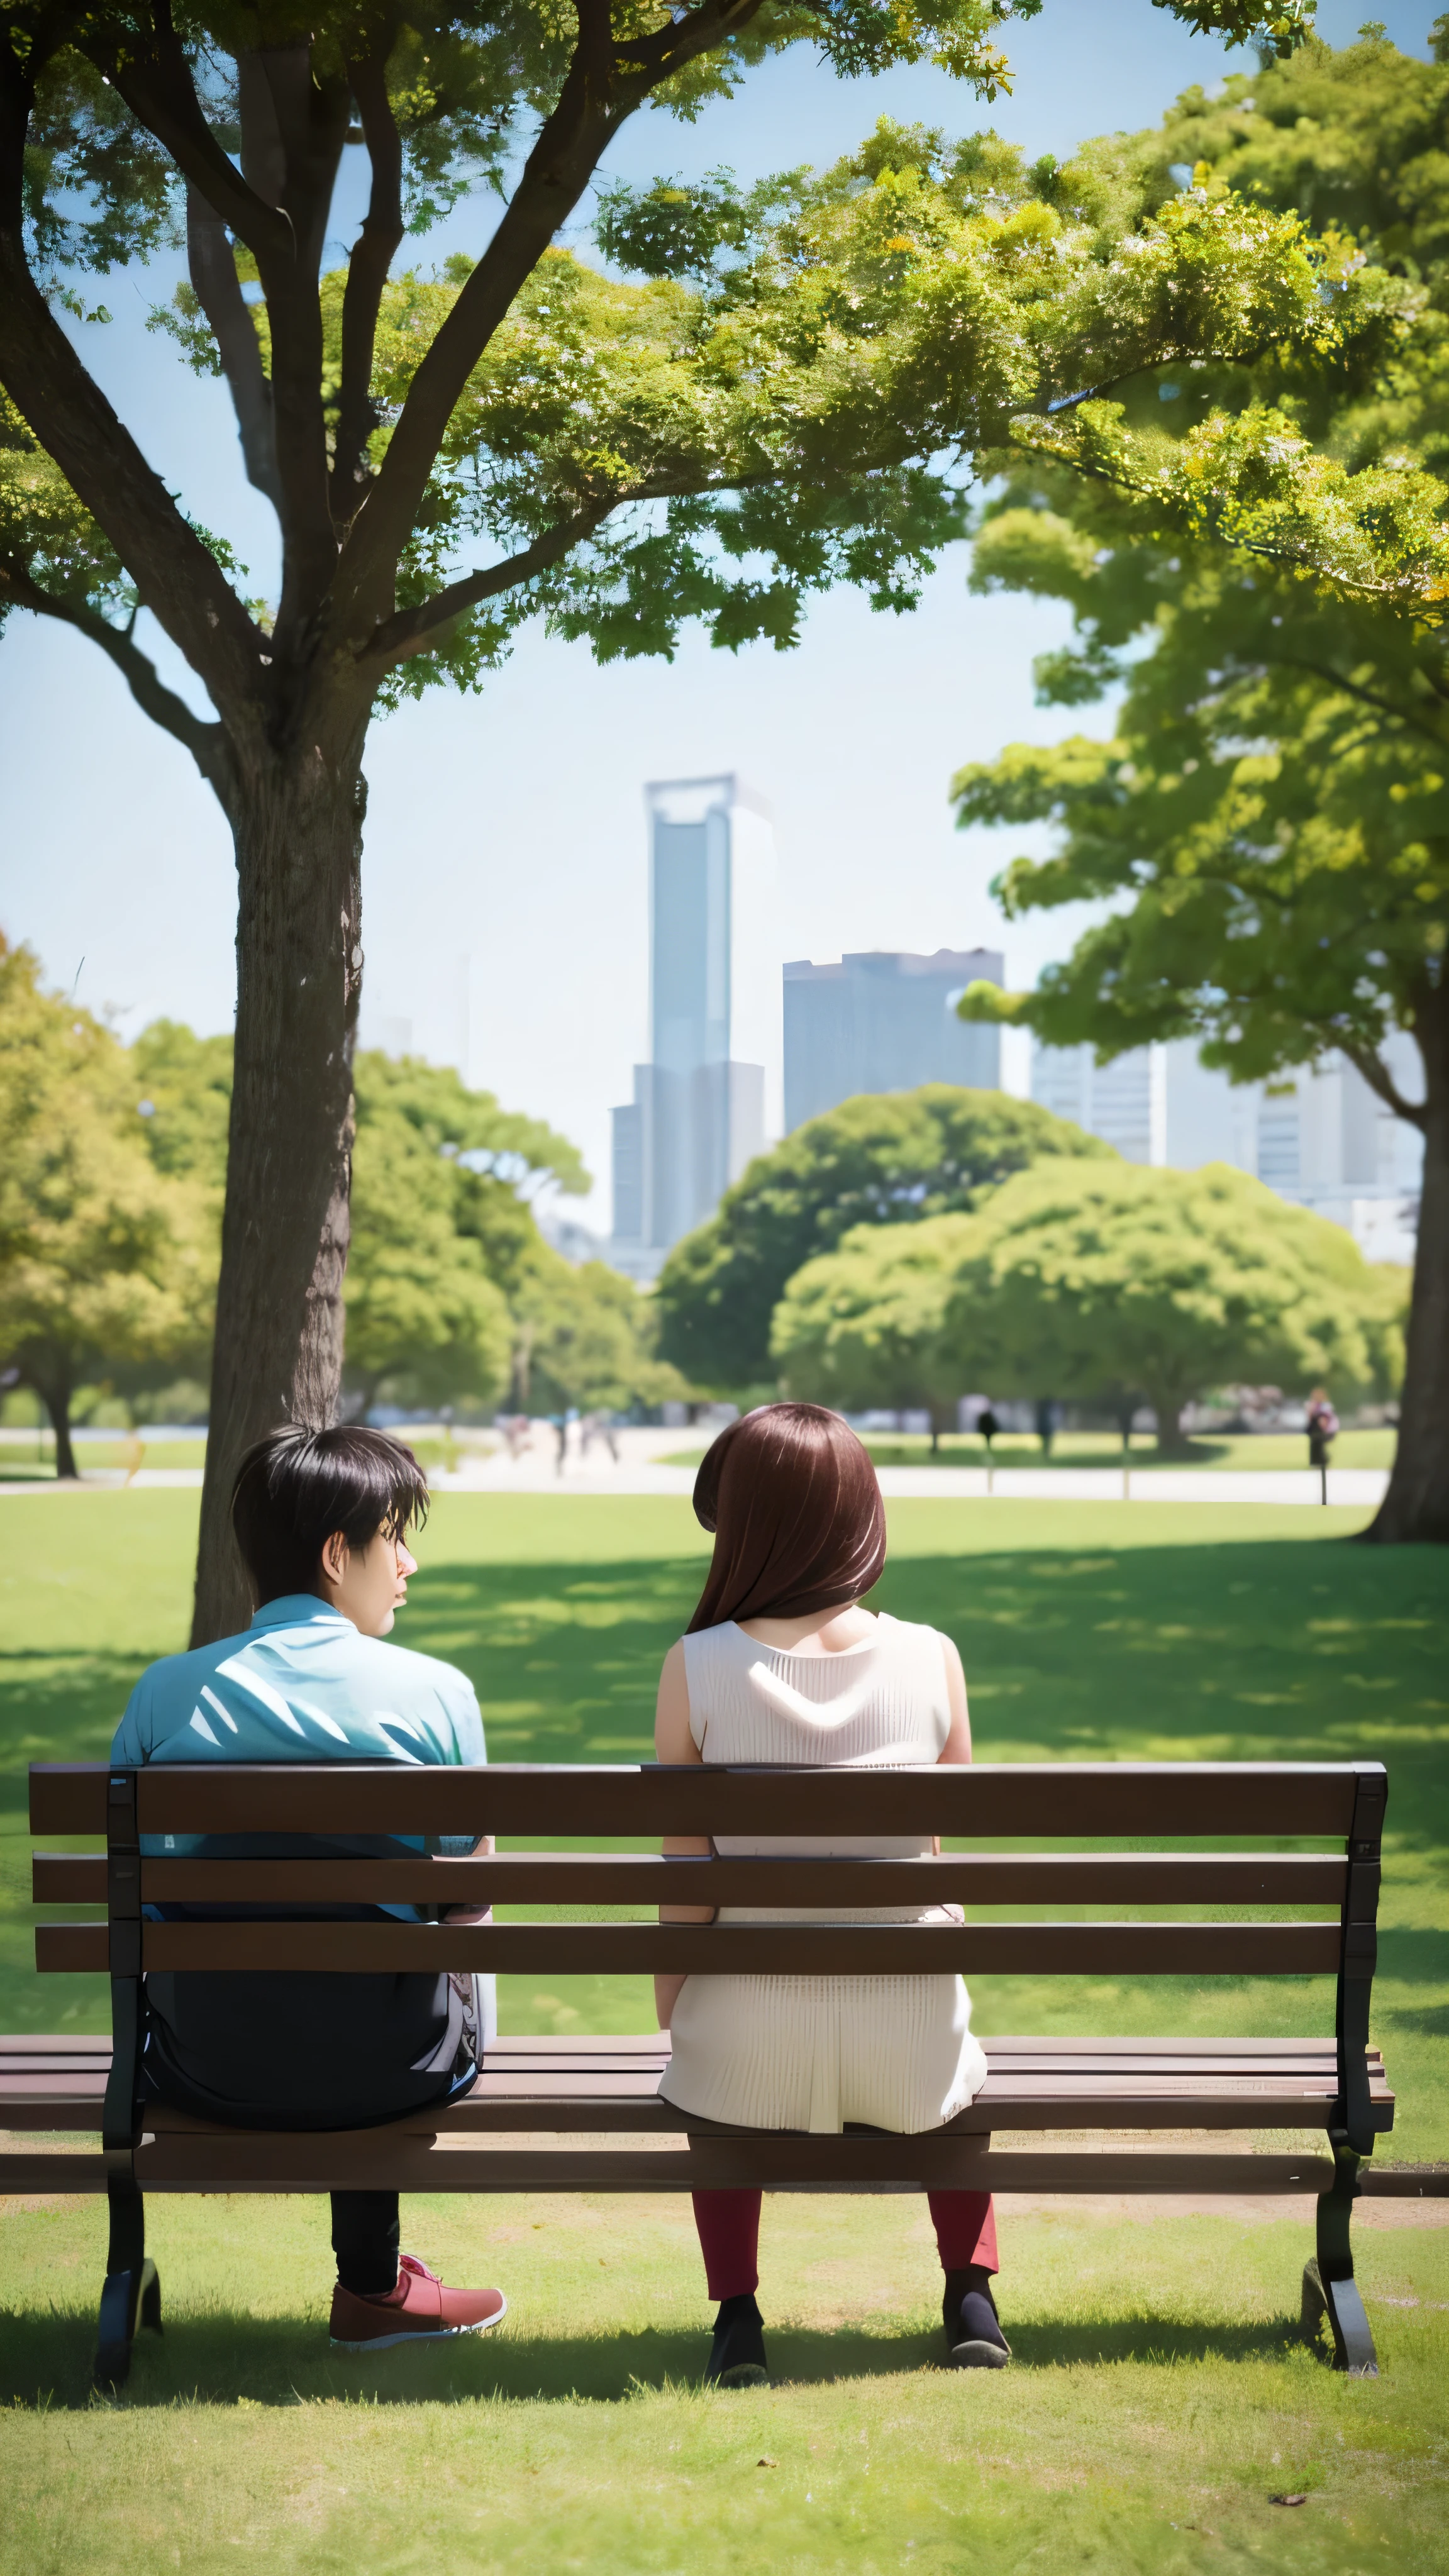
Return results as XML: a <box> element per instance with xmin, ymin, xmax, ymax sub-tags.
<box><xmin>27</xmin><ymin>1759</ymin><xmax>1371</xmax><ymax>1839</ymax></box>
<box><xmin>34</xmin><ymin>1920</ymin><xmax>1346</xmax><ymax>1977</ymax></box>
<box><xmin>31</xmin><ymin>1852</ymin><xmax>1354</xmax><ymax>1906</ymax></box>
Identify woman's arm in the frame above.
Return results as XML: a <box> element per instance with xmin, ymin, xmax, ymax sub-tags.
<box><xmin>933</xmin><ymin>1633</ymin><xmax>972</xmax><ymax>1855</ymax></box>
<box><xmin>655</xmin><ymin>1638</ymin><xmax>713</xmax><ymax>2031</ymax></box>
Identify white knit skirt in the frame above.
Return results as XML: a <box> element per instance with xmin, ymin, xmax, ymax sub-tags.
<box><xmin>658</xmin><ymin>1911</ymin><xmax>987</xmax><ymax>2136</ymax></box>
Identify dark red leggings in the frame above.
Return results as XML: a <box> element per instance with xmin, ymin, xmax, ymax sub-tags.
<box><xmin>691</xmin><ymin>2189</ymin><xmax>997</xmax><ymax>2301</ymax></box>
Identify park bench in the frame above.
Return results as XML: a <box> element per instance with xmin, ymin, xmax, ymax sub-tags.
<box><xmin>7</xmin><ymin>1756</ymin><xmax>1403</xmax><ymax>2388</ymax></box>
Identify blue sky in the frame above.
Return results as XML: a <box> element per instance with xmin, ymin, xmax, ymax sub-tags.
<box><xmin>0</xmin><ymin>0</ymin><xmax>1437</xmax><ymax>1229</ymax></box>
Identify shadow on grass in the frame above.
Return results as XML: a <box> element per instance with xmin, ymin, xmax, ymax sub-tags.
<box><xmin>0</xmin><ymin>2306</ymin><xmax>1309</xmax><ymax>2409</ymax></box>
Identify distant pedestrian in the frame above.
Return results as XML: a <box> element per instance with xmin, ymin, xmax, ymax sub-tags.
<box><xmin>1306</xmin><ymin>1389</ymin><xmax>1338</xmax><ymax>1502</ymax></box>
<box><xmin>1035</xmin><ymin>1398</ymin><xmax>1057</xmax><ymax>1459</ymax></box>
<box><xmin>552</xmin><ymin>1413</ymin><xmax>569</xmax><ymax>1475</ymax></box>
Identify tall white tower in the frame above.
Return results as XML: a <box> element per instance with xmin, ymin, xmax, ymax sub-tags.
<box><xmin>610</xmin><ymin>776</ymin><xmax>779</xmax><ymax>1269</ymax></box>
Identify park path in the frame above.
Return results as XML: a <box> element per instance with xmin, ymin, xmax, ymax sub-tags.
<box><xmin>0</xmin><ymin>1455</ymin><xmax>1390</xmax><ymax>1506</ymax></box>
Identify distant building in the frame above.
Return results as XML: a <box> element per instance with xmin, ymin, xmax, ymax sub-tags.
<box><xmin>1030</xmin><ymin>1035</ymin><xmax>1423</xmax><ymax>1261</ymax></box>
<box><xmin>783</xmin><ymin>948</ymin><xmax>1003</xmax><ymax>1133</ymax></box>
<box><xmin>609</xmin><ymin>777</ymin><xmax>778</xmax><ymax>1274</ymax></box>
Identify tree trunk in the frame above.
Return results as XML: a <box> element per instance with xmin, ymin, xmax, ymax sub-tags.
<box><xmin>30</xmin><ymin>1368</ymin><xmax>78</xmax><ymax>1480</ymax></box>
<box><xmin>190</xmin><ymin>721</ymin><xmax>369</xmax><ymax>1644</ymax></box>
<box><xmin>1145</xmin><ymin>1387</ymin><xmax>1194</xmax><ymax>1460</ymax></box>
<box><xmin>1363</xmin><ymin>999</ymin><xmax>1449</xmax><ymax>1545</ymax></box>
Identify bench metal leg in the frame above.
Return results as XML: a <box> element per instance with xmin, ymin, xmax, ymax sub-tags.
<box><xmin>1302</xmin><ymin>2133</ymin><xmax>1376</xmax><ymax>2376</ymax></box>
<box><xmin>94</xmin><ymin>2174</ymin><xmax>162</xmax><ymax>2391</ymax></box>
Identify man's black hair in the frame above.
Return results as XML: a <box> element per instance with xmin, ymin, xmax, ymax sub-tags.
<box><xmin>231</xmin><ymin>1424</ymin><xmax>430</xmax><ymax>1605</ymax></box>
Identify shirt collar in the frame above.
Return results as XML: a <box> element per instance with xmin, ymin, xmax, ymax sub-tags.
<box><xmin>248</xmin><ymin>1594</ymin><xmax>353</xmax><ymax>1634</ymax></box>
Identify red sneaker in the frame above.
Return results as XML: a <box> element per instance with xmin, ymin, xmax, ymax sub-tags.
<box><xmin>330</xmin><ymin>2253</ymin><xmax>507</xmax><ymax>2351</ymax></box>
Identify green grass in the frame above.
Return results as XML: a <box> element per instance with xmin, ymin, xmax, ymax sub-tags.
<box><xmin>1</xmin><ymin>2190</ymin><xmax>1446</xmax><ymax>2573</ymax></box>
<box><xmin>664</xmin><ymin>1428</ymin><xmax>1398</xmax><ymax>1473</ymax></box>
<box><xmin>0</xmin><ymin>1436</ymin><xmax>209</xmax><ymax>1480</ymax></box>
<box><xmin>1</xmin><ymin>1489</ymin><xmax>1445</xmax><ymax>2570</ymax></box>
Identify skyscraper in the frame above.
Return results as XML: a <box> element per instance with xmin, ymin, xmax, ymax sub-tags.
<box><xmin>782</xmin><ymin>948</ymin><xmax>1003</xmax><ymax>1133</ymax></box>
<box><xmin>1030</xmin><ymin>1035</ymin><xmax>1423</xmax><ymax>1260</ymax></box>
<box><xmin>610</xmin><ymin>777</ymin><xmax>778</xmax><ymax>1270</ymax></box>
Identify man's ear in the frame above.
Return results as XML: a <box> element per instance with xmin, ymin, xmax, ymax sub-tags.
<box><xmin>319</xmin><ymin>1530</ymin><xmax>348</xmax><ymax>1587</ymax></box>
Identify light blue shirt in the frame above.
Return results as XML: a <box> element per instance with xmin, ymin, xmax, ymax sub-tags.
<box><xmin>112</xmin><ymin>1594</ymin><xmax>486</xmax><ymax>1919</ymax></box>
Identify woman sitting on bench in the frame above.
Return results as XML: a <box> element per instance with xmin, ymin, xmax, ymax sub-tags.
<box><xmin>653</xmin><ymin>1401</ymin><xmax>1008</xmax><ymax>2385</ymax></box>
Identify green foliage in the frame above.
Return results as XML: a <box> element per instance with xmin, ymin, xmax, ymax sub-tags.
<box><xmin>772</xmin><ymin>1160</ymin><xmax>1402</xmax><ymax>1453</ymax></box>
<box><xmin>952</xmin><ymin>34</ymin><xmax>1449</xmax><ymax>1111</ymax></box>
<box><xmin>369</xmin><ymin>125</ymin><xmax>1338</xmax><ymax>687</ymax></box>
<box><xmin>13</xmin><ymin>79</ymin><xmax>1341</xmax><ymax>691</ymax></box>
<box><xmin>345</xmin><ymin>1055</ymin><xmax>518</xmax><ymax>1414</ymax></box>
<box><xmin>0</xmin><ymin>936</ymin><xmax>213</xmax><ymax>1462</ymax></box>
<box><xmin>513</xmin><ymin>1257</ymin><xmax>690</xmax><ymax>1416</ymax></box>
<box><xmin>123</xmin><ymin>1027</ymin><xmax>599</xmax><ymax>1415</ymax></box>
<box><xmin>129</xmin><ymin>1021</ymin><xmax>234</xmax><ymax>1199</ymax></box>
<box><xmin>996</xmin><ymin>31</ymin><xmax>1449</xmax><ymax>611</ymax></box>
<box><xmin>767</xmin><ymin>1218</ymin><xmax>966</xmax><ymax>1435</ymax></box>
<box><xmin>655</xmin><ymin>1085</ymin><xmax>1112</xmax><ymax>1391</ymax></box>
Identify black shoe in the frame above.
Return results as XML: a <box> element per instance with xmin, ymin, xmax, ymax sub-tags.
<box><xmin>706</xmin><ymin>2292</ymin><xmax>770</xmax><ymax>2389</ymax></box>
<box><xmin>942</xmin><ymin>2269</ymin><xmax>1011</xmax><ymax>2370</ymax></box>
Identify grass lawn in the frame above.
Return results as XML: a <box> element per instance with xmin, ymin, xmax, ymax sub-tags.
<box><xmin>1</xmin><ymin>1488</ymin><xmax>1445</xmax><ymax>2571</ymax></box>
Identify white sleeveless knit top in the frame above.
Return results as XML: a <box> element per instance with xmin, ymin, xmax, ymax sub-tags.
<box><xmin>682</xmin><ymin>1611</ymin><xmax>952</xmax><ymax>1918</ymax></box>
<box><xmin>660</xmin><ymin>1611</ymin><xmax>987</xmax><ymax>2132</ymax></box>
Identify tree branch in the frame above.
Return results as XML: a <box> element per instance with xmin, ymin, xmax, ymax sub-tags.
<box><xmin>240</xmin><ymin>47</ymin><xmax>351</xmax><ymax>641</ymax></box>
<box><xmin>1272</xmin><ymin>655</ymin><xmax>1449</xmax><ymax>751</ymax></box>
<box><xmin>0</xmin><ymin>556</ymin><xmax>232</xmax><ymax>793</ymax></box>
<box><xmin>0</xmin><ymin>248</ymin><xmax>265</xmax><ymax>714</ymax></box>
<box><xmin>107</xmin><ymin>6</ymin><xmax>292</xmax><ymax>269</ymax></box>
<box><xmin>357</xmin><ymin>503</ymin><xmax>617</xmax><ymax>667</ymax></box>
<box><xmin>1336</xmin><ymin>1033</ymin><xmax>1428</xmax><ymax>1131</ymax></box>
<box><xmin>333</xmin><ymin>41</ymin><xmax>405</xmax><ymax>518</ymax></box>
<box><xmin>185</xmin><ymin>186</ymin><xmax>280</xmax><ymax>511</ymax></box>
<box><xmin>332</xmin><ymin>0</ymin><xmax>765</xmax><ymax>631</ymax></box>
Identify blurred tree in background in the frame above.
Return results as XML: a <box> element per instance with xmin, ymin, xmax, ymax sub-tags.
<box><xmin>955</xmin><ymin>28</ymin><xmax>1448</xmax><ymax>1535</ymax></box>
<box><xmin>0</xmin><ymin>938</ymin><xmax>213</xmax><ymax>1471</ymax></box>
<box><xmin>774</xmin><ymin>1160</ymin><xmax>1402</xmax><ymax>1455</ymax></box>
<box><xmin>656</xmin><ymin>1085</ymin><xmax>1112</xmax><ymax>1392</ymax></box>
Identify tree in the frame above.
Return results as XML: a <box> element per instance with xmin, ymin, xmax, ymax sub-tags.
<box><xmin>768</xmin><ymin>1218</ymin><xmax>964</xmax><ymax>1442</ymax></box>
<box><xmin>345</xmin><ymin>1049</ymin><xmax>587</xmax><ymax>1413</ymax></box>
<box><xmin>0</xmin><ymin>0</ymin><xmax>1335</xmax><ymax>1636</ymax></box>
<box><xmin>773</xmin><ymin>1159</ymin><xmax>1401</xmax><ymax>1455</ymax></box>
<box><xmin>0</xmin><ymin>938</ymin><xmax>211</xmax><ymax>1472</ymax></box>
<box><xmin>656</xmin><ymin>1084</ymin><xmax>1113</xmax><ymax>1390</ymax></box>
<box><xmin>942</xmin><ymin>1160</ymin><xmax>1402</xmax><ymax>1453</ymax></box>
<box><xmin>123</xmin><ymin>1024</ymin><xmax>591</xmax><ymax>1412</ymax></box>
<box><xmin>954</xmin><ymin>28</ymin><xmax>1449</xmax><ymax>1536</ymax></box>
<box><xmin>514</xmin><ymin>1254</ymin><xmax>689</xmax><ymax>1415</ymax></box>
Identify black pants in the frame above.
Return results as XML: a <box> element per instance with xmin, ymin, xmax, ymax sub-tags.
<box><xmin>331</xmin><ymin>2190</ymin><xmax>401</xmax><ymax>2296</ymax></box>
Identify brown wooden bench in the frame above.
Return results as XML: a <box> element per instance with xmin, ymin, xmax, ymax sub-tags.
<box><xmin>9</xmin><ymin>1756</ymin><xmax>1402</xmax><ymax>2387</ymax></box>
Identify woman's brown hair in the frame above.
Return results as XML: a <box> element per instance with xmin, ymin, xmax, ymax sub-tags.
<box><xmin>686</xmin><ymin>1403</ymin><xmax>886</xmax><ymax>1634</ymax></box>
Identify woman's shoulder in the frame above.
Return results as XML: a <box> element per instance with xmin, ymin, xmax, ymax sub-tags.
<box><xmin>874</xmin><ymin>1611</ymin><xmax>950</xmax><ymax>1651</ymax></box>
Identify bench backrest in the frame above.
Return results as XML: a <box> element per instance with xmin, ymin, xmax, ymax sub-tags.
<box><xmin>30</xmin><ymin>1757</ymin><xmax>1385</xmax><ymax>2156</ymax></box>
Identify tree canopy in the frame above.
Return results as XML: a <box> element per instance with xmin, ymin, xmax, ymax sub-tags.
<box><xmin>772</xmin><ymin>1158</ymin><xmax>1402</xmax><ymax>1453</ymax></box>
<box><xmin>655</xmin><ymin>1083</ymin><xmax>1112</xmax><ymax>1390</ymax></box>
<box><xmin>953</xmin><ymin>28</ymin><xmax>1449</xmax><ymax>1536</ymax></box>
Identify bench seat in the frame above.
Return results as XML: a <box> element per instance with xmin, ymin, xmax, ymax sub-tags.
<box><xmin>1</xmin><ymin>2029</ymin><xmax>1394</xmax><ymax>2197</ymax></box>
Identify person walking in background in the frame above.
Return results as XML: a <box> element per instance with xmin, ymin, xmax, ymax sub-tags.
<box><xmin>1035</xmin><ymin>1398</ymin><xmax>1057</xmax><ymax>1460</ymax></box>
<box><xmin>1306</xmin><ymin>1388</ymin><xmax>1338</xmax><ymax>1501</ymax></box>
<box><xmin>652</xmin><ymin>1404</ymin><xmax>1006</xmax><ymax>2389</ymax></box>
<box><xmin>112</xmin><ymin>1424</ymin><xmax>507</xmax><ymax>2352</ymax></box>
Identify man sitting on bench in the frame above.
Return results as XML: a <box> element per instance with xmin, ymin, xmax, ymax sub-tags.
<box><xmin>111</xmin><ymin>1423</ymin><xmax>508</xmax><ymax>2352</ymax></box>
